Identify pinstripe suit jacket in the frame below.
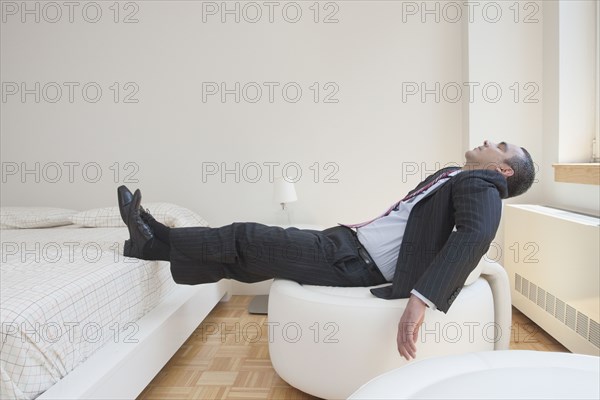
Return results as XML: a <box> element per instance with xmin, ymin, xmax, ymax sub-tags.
<box><xmin>370</xmin><ymin>167</ymin><xmax>508</xmax><ymax>313</ymax></box>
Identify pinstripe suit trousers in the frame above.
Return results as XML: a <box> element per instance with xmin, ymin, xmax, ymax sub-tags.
<box><xmin>168</xmin><ymin>223</ymin><xmax>387</xmax><ymax>287</ymax></box>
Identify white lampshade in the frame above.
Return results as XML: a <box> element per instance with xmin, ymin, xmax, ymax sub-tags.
<box><xmin>273</xmin><ymin>177</ymin><xmax>298</xmax><ymax>206</ymax></box>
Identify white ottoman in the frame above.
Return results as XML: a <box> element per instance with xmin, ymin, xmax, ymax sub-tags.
<box><xmin>267</xmin><ymin>259</ymin><xmax>512</xmax><ymax>399</ymax></box>
<box><xmin>349</xmin><ymin>350</ymin><xmax>600</xmax><ymax>399</ymax></box>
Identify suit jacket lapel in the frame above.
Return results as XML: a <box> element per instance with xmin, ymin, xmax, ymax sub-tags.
<box><xmin>405</xmin><ymin>166</ymin><xmax>462</xmax><ymax>200</ymax></box>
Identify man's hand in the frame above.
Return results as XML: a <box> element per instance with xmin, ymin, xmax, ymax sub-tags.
<box><xmin>397</xmin><ymin>294</ymin><xmax>427</xmax><ymax>360</ymax></box>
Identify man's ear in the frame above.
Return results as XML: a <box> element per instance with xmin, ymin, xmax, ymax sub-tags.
<box><xmin>496</xmin><ymin>163</ymin><xmax>514</xmax><ymax>178</ymax></box>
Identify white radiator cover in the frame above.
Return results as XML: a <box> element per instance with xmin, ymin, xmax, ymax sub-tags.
<box><xmin>504</xmin><ymin>204</ymin><xmax>599</xmax><ymax>356</ymax></box>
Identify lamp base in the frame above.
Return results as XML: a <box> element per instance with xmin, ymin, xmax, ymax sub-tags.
<box><xmin>248</xmin><ymin>295</ymin><xmax>269</xmax><ymax>315</ymax></box>
<box><xmin>275</xmin><ymin>208</ymin><xmax>293</xmax><ymax>226</ymax></box>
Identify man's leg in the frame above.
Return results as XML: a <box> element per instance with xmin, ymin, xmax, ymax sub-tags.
<box><xmin>140</xmin><ymin>215</ymin><xmax>171</xmax><ymax>261</ymax></box>
<box><xmin>167</xmin><ymin>223</ymin><xmax>387</xmax><ymax>288</ymax></box>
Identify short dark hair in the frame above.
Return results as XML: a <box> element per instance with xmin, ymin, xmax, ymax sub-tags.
<box><xmin>504</xmin><ymin>147</ymin><xmax>535</xmax><ymax>198</ymax></box>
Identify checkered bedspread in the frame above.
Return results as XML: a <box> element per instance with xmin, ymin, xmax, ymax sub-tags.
<box><xmin>0</xmin><ymin>226</ymin><xmax>177</xmax><ymax>399</ymax></box>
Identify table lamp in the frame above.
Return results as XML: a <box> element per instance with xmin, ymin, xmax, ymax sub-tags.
<box><xmin>273</xmin><ymin>176</ymin><xmax>297</xmax><ymax>225</ymax></box>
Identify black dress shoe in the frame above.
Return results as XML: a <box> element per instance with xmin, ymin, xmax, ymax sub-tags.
<box><xmin>119</xmin><ymin>185</ymin><xmax>155</xmax><ymax>227</ymax></box>
<box><xmin>140</xmin><ymin>207</ymin><xmax>158</xmax><ymax>226</ymax></box>
<box><xmin>117</xmin><ymin>185</ymin><xmax>134</xmax><ymax>225</ymax></box>
<box><xmin>123</xmin><ymin>189</ymin><xmax>154</xmax><ymax>259</ymax></box>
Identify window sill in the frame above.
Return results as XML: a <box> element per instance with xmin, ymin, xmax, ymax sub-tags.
<box><xmin>552</xmin><ymin>163</ymin><xmax>600</xmax><ymax>185</ymax></box>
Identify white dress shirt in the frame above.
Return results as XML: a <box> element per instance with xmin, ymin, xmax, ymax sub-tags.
<box><xmin>356</xmin><ymin>170</ymin><xmax>462</xmax><ymax>310</ymax></box>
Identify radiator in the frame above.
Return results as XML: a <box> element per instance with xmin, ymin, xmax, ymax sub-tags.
<box><xmin>504</xmin><ymin>204</ymin><xmax>599</xmax><ymax>355</ymax></box>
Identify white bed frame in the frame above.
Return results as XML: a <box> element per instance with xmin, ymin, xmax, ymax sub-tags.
<box><xmin>38</xmin><ymin>280</ymin><xmax>232</xmax><ymax>400</ymax></box>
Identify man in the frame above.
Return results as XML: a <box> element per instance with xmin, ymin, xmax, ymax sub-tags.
<box><xmin>118</xmin><ymin>140</ymin><xmax>535</xmax><ymax>360</ymax></box>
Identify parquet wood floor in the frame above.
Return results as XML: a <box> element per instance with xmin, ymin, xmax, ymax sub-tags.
<box><xmin>137</xmin><ymin>296</ymin><xmax>568</xmax><ymax>400</ymax></box>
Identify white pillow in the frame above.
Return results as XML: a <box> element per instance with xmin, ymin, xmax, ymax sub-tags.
<box><xmin>0</xmin><ymin>207</ymin><xmax>77</xmax><ymax>229</ymax></box>
<box><xmin>69</xmin><ymin>202</ymin><xmax>209</xmax><ymax>228</ymax></box>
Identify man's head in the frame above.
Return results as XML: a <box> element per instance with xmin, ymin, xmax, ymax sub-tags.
<box><xmin>463</xmin><ymin>140</ymin><xmax>535</xmax><ymax>198</ymax></box>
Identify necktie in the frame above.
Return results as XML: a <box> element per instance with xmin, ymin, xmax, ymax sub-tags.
<box><xmin>341</xmin><ymin>169</ymin><xmax>458</xmax><ymax>229</ymax></box>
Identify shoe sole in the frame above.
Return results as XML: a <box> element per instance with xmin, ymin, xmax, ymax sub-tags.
<box><xmin>117</xmin><ymin>185</ymin><xmax>133</xmax><ymax>225</ymax></box>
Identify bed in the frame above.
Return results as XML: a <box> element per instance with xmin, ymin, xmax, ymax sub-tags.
<box><xmin>0</xmin><ymin>205</ymin><xmax>231</xmax><ymax>400</ymax></box>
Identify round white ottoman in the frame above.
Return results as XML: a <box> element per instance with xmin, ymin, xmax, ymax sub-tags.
<box><xmin>267</xmin><ymin>260</ymin><xmax>512</xmax><ymax>399</ymax></box>
<box><xmin>348</xmin><ymin>350</ymin><xmax>600</xmax><ymax>399</ymax></box>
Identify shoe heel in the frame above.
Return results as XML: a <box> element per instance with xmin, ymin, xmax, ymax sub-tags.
<box><xmin>123</xmin><ymin>240</ymin><xmax>131</xmax><ymax>257</ymax></box>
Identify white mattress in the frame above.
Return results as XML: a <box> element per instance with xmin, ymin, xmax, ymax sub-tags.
<box><xmin>0</xmin><ymin>226</ymin><xmax>177</xmax><ymax>399</ymax></box>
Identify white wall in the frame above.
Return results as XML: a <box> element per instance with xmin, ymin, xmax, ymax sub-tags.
<box><xmin>1</xmin><ymin>1</ymin><xmax>465</xmax><ymax>227</ymax></box>
<box><xmin>4</xmin><ymin>1</ymin><xmax>598</xmax><ymax>303</ymax></box>
<box><xmin>558</xmin><ymin>0</ymin><xmax>598</xmax><ymax>163</ymax></box>
<box><xmin>542</xmin><ymin>0</ymin><xmax>600</xmax><ymax>216</ymax></box>
<box><xmin>465</xmin><ymin>0</ymin><xmax>598</xmax><ymax>214</ymax></box>
<box><xmin>466</xmin><ymin>0</ymin><xmax>544</xmax><ymax>207</ymax></box>
<box><xmin>465</xmin><ymin>0</ymin><xmax>600</xmax><ymax>269</ymax></box>
<box><xmin>461</xmin><ymin>0</ymin><xmax>545</xmax><ymax>268</ymax></box>
<box><xmin>2</xmin><ymin>1</ymin><xmax>596</xmax><ymax>265</ymax></box>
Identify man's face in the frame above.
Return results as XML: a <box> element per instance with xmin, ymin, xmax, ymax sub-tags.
<box><xmin>464</xmin><ymin>140</ymin><xmax>524</xmax><ymax>177</ymax></box>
